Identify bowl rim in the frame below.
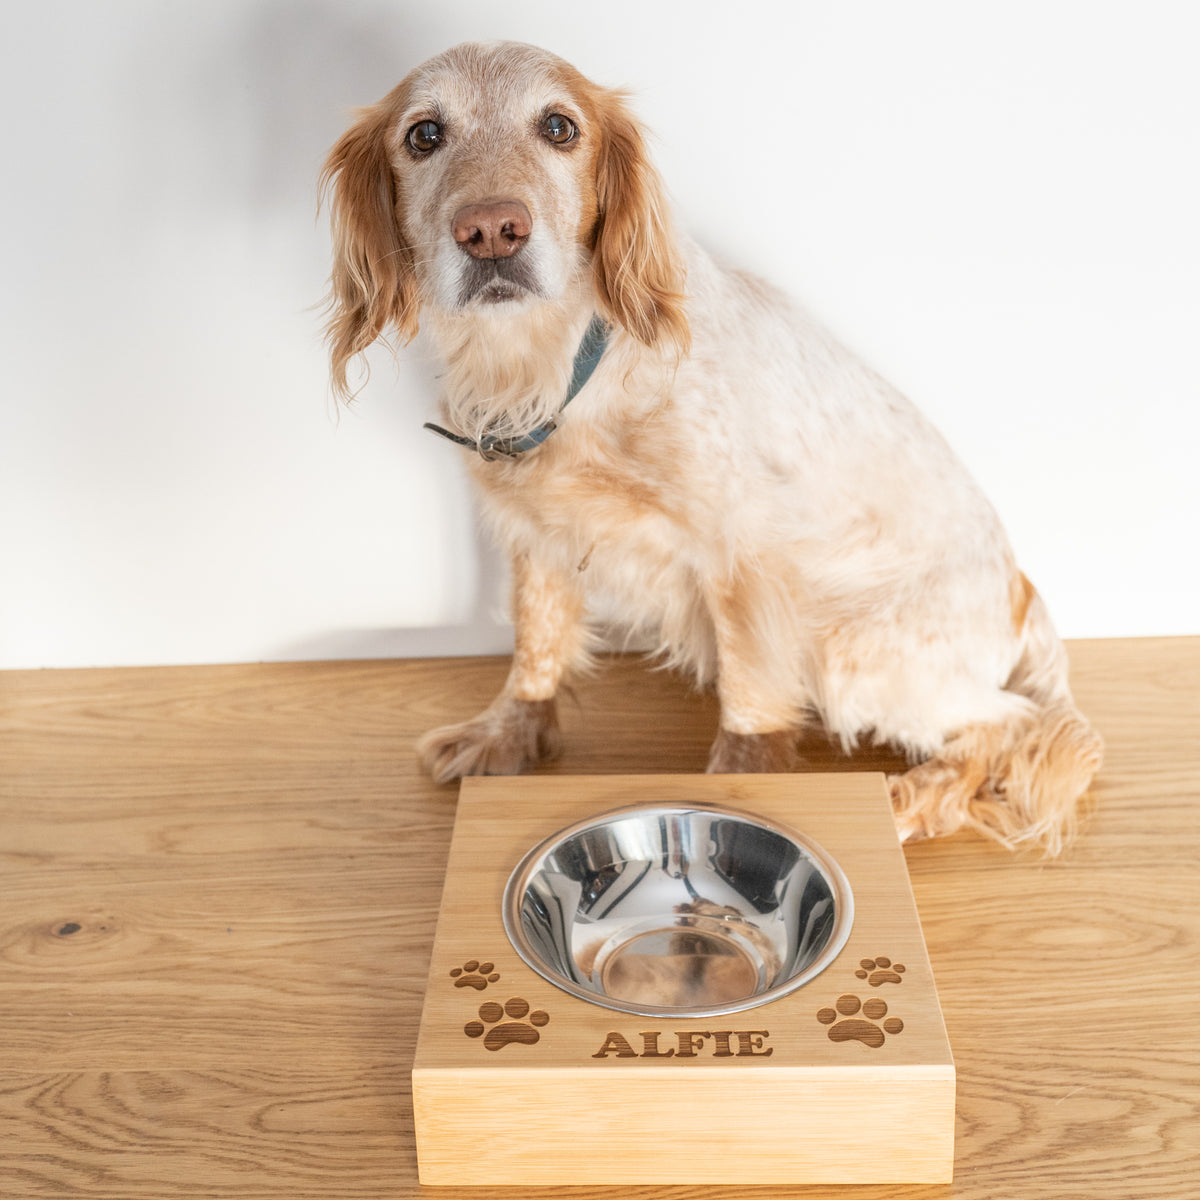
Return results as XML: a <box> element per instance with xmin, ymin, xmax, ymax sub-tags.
<box><xmin>501</xmin><ymin>801</ymin><xmax>855</xmax><ymax>1018</ymax></box>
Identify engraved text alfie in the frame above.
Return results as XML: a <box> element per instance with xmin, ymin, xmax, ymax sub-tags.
<box><xmin>593</xmin><ymin>1030</ymin><xmax>772</xmax><ymax>1059</ymax></box>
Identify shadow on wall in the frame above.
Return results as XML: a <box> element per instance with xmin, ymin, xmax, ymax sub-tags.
<box><xmin>223</xmin><ymin>2</ymin><xmax>514</xmax><ymax>659</ymax></box>
<box><xmin>277</xmin><ymin>524</ymin><xmax>516</xmax><ymax>662</ymax></box>
<box><xmin>233</xmin><ymin>0</ymin><xmax>450</xmax><ymax>210</ymax></box>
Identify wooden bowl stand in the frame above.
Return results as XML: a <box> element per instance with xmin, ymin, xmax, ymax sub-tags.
<box><xmin>413</xmin><ymin>773</ymin><xmax>955</xmax><ymax>1185</ymax></box>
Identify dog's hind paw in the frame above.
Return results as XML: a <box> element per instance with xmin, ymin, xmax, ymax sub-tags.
<box><xmin>418</xmin><ymin>696</ymin><xmax>562</xmax><ymax>783</ymax></box>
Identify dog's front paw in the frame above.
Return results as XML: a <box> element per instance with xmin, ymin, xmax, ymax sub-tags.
<box><xmin>418</xmin><ymin>697</ymin><xmax>562</xmax><ymax>784</ymax></box>
<box><xmin>706</xmin><ymin>728</ymin><xmax>799</xmax><ymax>774</ymax></box>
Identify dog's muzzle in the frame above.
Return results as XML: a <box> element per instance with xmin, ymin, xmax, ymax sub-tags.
<box><xmin>455</xmin><ymin>253</ymin><xmax>545</xmax><ymax>307</ymax></box>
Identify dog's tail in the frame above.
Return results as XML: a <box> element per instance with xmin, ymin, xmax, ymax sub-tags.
<box><xmin>890</xmin><ymin>585</ymin><xmax>1103</xmax><ymax>856</ymax></box>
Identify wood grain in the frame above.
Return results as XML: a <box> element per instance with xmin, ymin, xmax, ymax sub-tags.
<box><xmin>1</xmin><ymin>639</ymin><xmax>1198</xmax><ymax>1197</ymax></box>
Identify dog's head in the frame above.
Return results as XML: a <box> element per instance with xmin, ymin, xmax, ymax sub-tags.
<box><xmin>321</xmin><ymin>41</ymin><xmax>689</xmax><ymax>399</ymax></box>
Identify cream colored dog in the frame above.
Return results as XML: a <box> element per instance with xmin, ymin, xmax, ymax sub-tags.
<box><xmin>322</xmin><ymin>40</ymin><xmax>1102</xmax><ymax>854</ymax></box>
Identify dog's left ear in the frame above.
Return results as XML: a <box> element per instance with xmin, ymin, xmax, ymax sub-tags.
<box><xmin>320</xmin><ymin>93</ymin><xmax>420</xmax><ymax>402</ymax></box>
<box><xmin>590</xmin><ymin>90</ymin><xmax>690</xmax><ymax>356</ymax></box>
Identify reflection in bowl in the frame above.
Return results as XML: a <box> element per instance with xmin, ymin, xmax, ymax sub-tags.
<box><xmin>503</xmin><ymin>804</ymin><xmax>854</xmax><ymax>1018</ymax></box>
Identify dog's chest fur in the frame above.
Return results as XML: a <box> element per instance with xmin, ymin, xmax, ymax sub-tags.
<box><xmin>469</xmin><ymin>398</ymin><xmax>702</xmax><ymax>631</ymax></box>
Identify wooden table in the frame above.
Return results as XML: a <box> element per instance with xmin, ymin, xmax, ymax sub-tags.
<box><xmin>1</xmin><ymin>639</ymin><xmax>1197</xmax><ymax>1198</ymax></box>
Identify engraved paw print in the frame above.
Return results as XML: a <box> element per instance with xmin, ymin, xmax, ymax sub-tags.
<box><xmin>855</xmin><ymin>955</ymin><xmax>906</xmax><ymax>986</ymax></box>
<box><xmin>817</xmin><ymin>994</ymin><xmax>903</xmax><ymax>1048</ymax></box>
<box><xmin>450</xmin><ymin>959</ymin><xmax>500</xmax><ymax>990</ymax></box>
<box><xmin>464</xmin><ymin>998</ymin><xmax>549</xmax><ymax>1051</ymax></box>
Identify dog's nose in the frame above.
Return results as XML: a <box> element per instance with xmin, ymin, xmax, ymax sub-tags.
<box><xmin>452</xmin><ymin>200</ymin><xmax>532</xmax><ymax>259</ymax></box>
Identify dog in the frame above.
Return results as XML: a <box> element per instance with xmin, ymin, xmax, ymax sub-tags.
<box><xmin>321</xmin><ymin>40</ymin><xmax>1102</xmax><ymax>854</ymax></box>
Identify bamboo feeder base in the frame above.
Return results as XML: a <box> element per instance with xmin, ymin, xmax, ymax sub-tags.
<box><xmin>413</xmin><ymin>773</ymin><xmax>954</xmax><ymax>1185</ymax></box>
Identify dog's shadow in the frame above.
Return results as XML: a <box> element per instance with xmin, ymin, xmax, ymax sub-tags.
<box><xmin>278</xmin><ymin>520</ymin><xmax>514</xmax><ymax>661</ymax></box>
<box><xmin>794</xmin><ymin>729</ymin><xmax>910</xmax><ymax>776</ymax></box>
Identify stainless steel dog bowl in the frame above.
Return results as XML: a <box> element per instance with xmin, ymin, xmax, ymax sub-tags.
<box><xmin>502</xmin><ymin>804</ymin><xmax>854</xmax><ymax>1018</ymax></box>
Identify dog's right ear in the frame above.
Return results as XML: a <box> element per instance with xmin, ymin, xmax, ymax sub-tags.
<box><xmin>320</xmin><ymin>98</ymin><xmax>419</xmax><ymax>402</ymax></box>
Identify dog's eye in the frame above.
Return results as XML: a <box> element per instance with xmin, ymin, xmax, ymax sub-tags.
<box><xmin>541</xmin><ymin>114</ymin><xmax>577</xmax><ymax>145</ymax></box>
<box><xmin>407</xmin><ymin>120</ymin><xmax>443</xmax><ymax>154</ymax></box>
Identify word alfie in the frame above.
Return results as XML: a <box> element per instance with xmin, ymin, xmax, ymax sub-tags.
<box><xmin>592</xmin><ymin>1030</ymin><xmax>772</xmax><ymax>1059</ymax></box>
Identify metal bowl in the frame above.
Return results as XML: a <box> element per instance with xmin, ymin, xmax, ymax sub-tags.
<box><xmin>502</xmin><ymin>804</ymin><xmax>854</xmax><ymax>1018</ymax></box>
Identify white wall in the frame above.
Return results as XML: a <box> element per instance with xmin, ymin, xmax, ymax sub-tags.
<box><xmin>2</xmin><ymin>0</ymin><xmax>1196</xmax><ymax>670</ymax></box>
